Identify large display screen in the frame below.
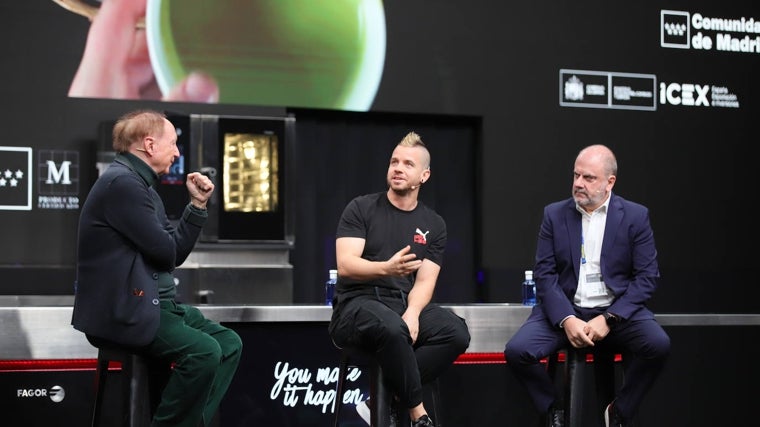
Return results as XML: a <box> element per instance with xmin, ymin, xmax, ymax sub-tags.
<box><xmin>57</xmin><ymin>0</ymin><xmax>387</xmax><ymax>111</ymax></box>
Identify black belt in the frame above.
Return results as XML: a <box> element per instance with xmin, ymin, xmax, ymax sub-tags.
<box><xmin>372</xmin><ymin>286</ymin><xmax>404</xmax><ymax>297</ymax></box>
<box><xmin>337</xmin><ymin>284</ymin><xmax>407</xmax><ymax>302</ymax></box>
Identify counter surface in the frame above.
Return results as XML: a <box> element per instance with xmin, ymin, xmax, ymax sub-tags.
<box><xmin>1</xmin><ymin>297</ymin><xmax>758</xmax><ymax>360</ymax></box>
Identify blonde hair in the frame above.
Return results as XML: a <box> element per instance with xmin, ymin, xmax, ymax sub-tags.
<box><xmin>398</xmin><ymin>131</ymin><xmax>431</xmax><ymax>169</ymax></box>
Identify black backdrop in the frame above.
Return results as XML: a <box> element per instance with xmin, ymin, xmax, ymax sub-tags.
<box><xmin>0</xmin><ymin>1</ymin><xmax>757</xmax><ymax>313</ymax></box>
<box><xmin>289</xmin><ymin>109</ymin><xmax>480</xmax><ymax>303</ymax></box>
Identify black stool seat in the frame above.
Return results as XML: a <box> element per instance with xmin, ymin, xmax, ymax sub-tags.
<box><xmin>91</xmin><ymin>346</ymin><xmax>170</xmax><ymax>427</ymax></box>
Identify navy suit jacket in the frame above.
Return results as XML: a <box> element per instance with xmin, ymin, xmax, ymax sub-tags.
<box><xmin>532</xmin><ymin>193</ymin><xmax>660</xmax><ymax>327</ymax></box>
<box><xmin>71</xmin><ymin>156</ymin><xmax>206</xmax><ymax>347</ymax></box>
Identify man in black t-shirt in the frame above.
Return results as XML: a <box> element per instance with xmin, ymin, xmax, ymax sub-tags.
<box><xmin>329</xmin><ymin>131</ymin><xmax>471</xmax><ymax>427</ymax></box>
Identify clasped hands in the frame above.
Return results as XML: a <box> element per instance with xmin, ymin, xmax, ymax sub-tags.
<box><xmin>563</xmin><ymin>315</ymin><xmax>610</xmax><ymax>348</ymax></box>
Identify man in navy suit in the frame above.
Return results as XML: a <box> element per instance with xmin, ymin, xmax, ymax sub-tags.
<box><xmin>72</xmin><ymin>109</ymin><xmax>242</xmax><ymax>427</ymax></box>
<box><xmin>504</xmin><ymin>144</ymin><xmax>670</xmax><ymax>427</ymax></box>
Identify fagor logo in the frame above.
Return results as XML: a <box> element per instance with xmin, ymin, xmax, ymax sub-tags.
<box><xmin>49</xmin><ymin>385</ymin><xmax>65</xmax><ymax>403</ymax></box>
<box><xmin>16</xmin><ymin>385</ymin><xmax>66</xmax><ymax>402</ymax></box>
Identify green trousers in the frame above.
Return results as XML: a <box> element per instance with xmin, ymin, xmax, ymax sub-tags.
<box><xmin>146</xmin><ymin>300</ymin><xmax>243</xmax><ymax>427</ymax></box>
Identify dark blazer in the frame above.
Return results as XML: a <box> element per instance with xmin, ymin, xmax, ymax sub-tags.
<box><xmin>71</xmin><ymin>156</ymin><xmax>206</xmax><ymax>347</ymax></box>
<box><xmin>533</xmin><ymin>193</ymin><xmax>659</xmax><ymax>327</ymax></box>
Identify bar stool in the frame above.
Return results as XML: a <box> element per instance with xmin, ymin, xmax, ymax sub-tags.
<box><xmin>332</xmin><ymin>346</ymin><xmax>443</xmax><ymax>426</ymax></box>
<box><xmin>332</xmin><ymin>346</ymin><xmax>394</xmax><ymax>427</ymax></box>
<box><xmin>91</xmin><ymin>347</ymin><xmax>170</xmax><ymax>427</ymax></box>
<box><xmin>547</xmin><ymin>347</ymin><xmax>622</xmax><ymax>427</ymax></box>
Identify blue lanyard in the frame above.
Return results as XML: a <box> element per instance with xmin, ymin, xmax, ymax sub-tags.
<box><xmin>581</xmin><ymin>235</ymin><xmax>586</xmax><ymax>265</ymax></box>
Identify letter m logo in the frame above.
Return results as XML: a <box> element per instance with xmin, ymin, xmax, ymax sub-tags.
<box><xmin>38</xmin><ymin>150</ymin><xmax>79</xmax><ymax>196</ymax></box>
<box><xmin>46</xmin><ymin>160</ymin><xmax>71</xmax><ymax>184</ymax></box>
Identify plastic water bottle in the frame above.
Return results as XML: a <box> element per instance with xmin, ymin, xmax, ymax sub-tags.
<box><xmin>522</xmin><ymin>270</ymin><xmax>536</xmax><ymax>306</ymax></box>
<box><xmin>325</xmin><ymin>269</ymin><xmax>338</xmax><ymax>306</ymax></box>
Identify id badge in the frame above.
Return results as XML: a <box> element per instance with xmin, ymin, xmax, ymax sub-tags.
<box><xmin>585</xmin><ymin>273</ymin><xmax>607</xmax><ymax>297</ymax></box>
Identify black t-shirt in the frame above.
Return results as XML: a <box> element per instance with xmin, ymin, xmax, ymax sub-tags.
<box><xmin>335</xmin><ymin>192</ymin><xmax>446</xmax><ymax>293</ymax></box>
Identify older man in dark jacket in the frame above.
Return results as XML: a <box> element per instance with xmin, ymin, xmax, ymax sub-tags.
<box><xmin>72</xmin><ymin>109</ymin><xmax>241</xmax><ymax>427</ymax></box>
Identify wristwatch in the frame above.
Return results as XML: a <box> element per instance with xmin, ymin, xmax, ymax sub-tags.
<box><xmin>603</xmin><ymin>312</ymin><xmax>619</xmax><ymax>326</ymax></box>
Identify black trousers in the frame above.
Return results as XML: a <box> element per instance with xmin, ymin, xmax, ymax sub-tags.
<box><xmin>329</xmin><ymin>287</ymin><xmax>470</xmax><ymax>408</ymax></box>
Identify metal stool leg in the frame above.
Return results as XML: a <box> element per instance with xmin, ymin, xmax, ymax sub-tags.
<box><xmin>332</xmin><ymin>347</ymin><xmax>394</xmax><ymax>427</ymax></box>
<box><xmin>368</xmin><ymin>360</ymin><xmax>392</xmax><ymax>427</ymax></box>
<box><xmin>127</xmin><ymin>354</ymin><xmax>154</xmax><ymax>427</ymax></box>
<box><xmin>424</xmin><ymin>379</ymin><xmax>443</xmax><ymax>427</ymax></box>
<box><xmin>593</xmin><ymin>350</ymin><xmax>618</xmax><ymax>426</ymax></box>
<box><xmin>555</xmin><ymin>347</ymin><xmax>621</xmax><ymax>427</ymax></box>
<box><xmin>564</xmin><ymin>348</ymin><xmax>588</xmax><ymax>427</ymax></box>
<box><xmin>332</xmin><ymin>351</ymin><xmax>350</xmax><ymax>427</ymax></box>
<box><xmin>91</xmin><ymin>352</ymin><xmax>110</xmax><ymax>427</ymax></box>
<box><xmin>91</xmin><ymin>347</ymin><xmax>164</xmax><ymax>427</ymax></box>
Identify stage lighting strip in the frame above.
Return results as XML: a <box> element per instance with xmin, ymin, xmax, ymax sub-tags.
<box><xmin>0</xmin><ymin>359</ymin><xmax>102</xmax><ymax>372</ymax></box>
<box><xmin>0</xmin><ymin>353</ymin><xmax>623</xmax><ymax>370</ymax></box>
<box><xmin>453</xmin><ymin>352</ymin><xmax>623</xmax><ymax>365</ymax></box>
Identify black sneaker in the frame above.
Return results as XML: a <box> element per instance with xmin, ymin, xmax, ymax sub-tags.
<box><xmin>356</xmin><ymin>399</ymin><xmax>400</xmax><ymax>427</ymax></box>
<box><xmin>604</xmin><ymin>401</ymin><xmax>633</xmax><ymax>427</ymax></box>
<box><xmin>547</xmin><ymin>404</ymin><xmax>564</xmax><ymax>427</ymax></box>
<box><xmin>411</xmin><ymin>414</ymin><xmax>435</xmax><ymax>427</ymax></box>
<box><xmin>355</xmin><ymin>399</ymin><xmax>371</xmax><ymax>425</ymax></box>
